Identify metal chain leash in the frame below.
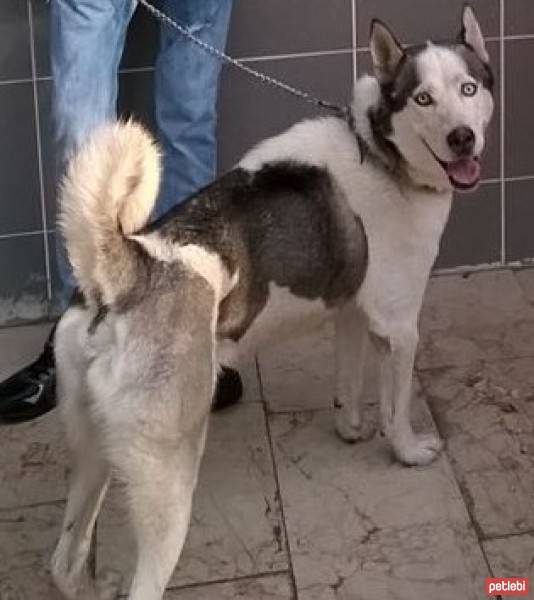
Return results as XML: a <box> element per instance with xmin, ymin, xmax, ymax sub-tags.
<box><xmin>137</xmin><ymin>0</ymin><xmax>348</xmax><ymax>119</ymax></box>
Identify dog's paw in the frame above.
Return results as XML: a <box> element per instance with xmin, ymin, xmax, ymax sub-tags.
<box><xmin>393</xmin><ymin>433</ymin><xmax>443</xmax><ymax>466</ymax></box>
<box><xmin>335</xmin><ymin>412</ymin><xmax>373</xmax><ymax>444</ymax></box>
<box><xmin>94</xmin><ymin>569</ymin><xmax>122</xmax><ymax>600</ymax></box>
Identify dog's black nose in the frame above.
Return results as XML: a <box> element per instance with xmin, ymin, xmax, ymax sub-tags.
<box><xmin>447</xmin><ymin>126</ymin><xmax>475</xmax><ymax>156</ymax></box>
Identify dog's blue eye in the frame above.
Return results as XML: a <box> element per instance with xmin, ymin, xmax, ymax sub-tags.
<box><xmin>414</xmin><ymin>92</ymin><xmax>433</xmax><ymax>106</ymax></box>
<box><xmin>461</xmin><ymin>82</ymin><xmax>478</xmax><ymax>97</ymax></box>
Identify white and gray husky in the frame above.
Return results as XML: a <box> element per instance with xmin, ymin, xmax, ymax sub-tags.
<box><xmin>51</xmin><ymin>6</ymin><xmax>494</xmax><ymax>599</ymax></box>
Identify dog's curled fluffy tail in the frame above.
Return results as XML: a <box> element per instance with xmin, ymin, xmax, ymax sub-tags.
<box><xmin>60</xmin><ymin>121</ymin><xmax>161</xmax><ymax>306</ymax></box>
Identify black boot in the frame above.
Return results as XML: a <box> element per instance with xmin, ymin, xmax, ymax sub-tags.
<box><xmin>0</xmin><ymin>327</ymin><xmax>57</xmax><ymax>424</ymax></box>
<box><xmin>212</xmin><ymin>366</ymin><xmax>243</xmax><ymax>411</ymax></box>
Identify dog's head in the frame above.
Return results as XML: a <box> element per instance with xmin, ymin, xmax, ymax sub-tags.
<box><xmin>368</xmin><ymin>5</ymin><xmax>494</xmax><ymax>192</ymax></box>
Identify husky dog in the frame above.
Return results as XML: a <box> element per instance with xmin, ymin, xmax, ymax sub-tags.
<box><xmin>51</xmin><ymin>6</ymin><xmax>493</xmax><ymax>600</ymax></box>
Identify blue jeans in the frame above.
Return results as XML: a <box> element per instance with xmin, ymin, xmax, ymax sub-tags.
<box><xmin>50</xmin><ymin>0</ymin><xmax>232</xmax><ymax>310</ymax></box>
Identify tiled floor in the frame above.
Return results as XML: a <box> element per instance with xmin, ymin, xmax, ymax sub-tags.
<box><xmin>1</xmin><ymin>269</ymin><xmax>534</xmax><ymax>599</ymax></box>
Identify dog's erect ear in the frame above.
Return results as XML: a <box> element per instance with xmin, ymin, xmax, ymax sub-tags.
<box><xmin>460</xmin><ymin>4</ymin><xmax>489</xmax><ymax>63</ymax></box>
<box><xmin>369</xmin><ymin>19</ymin><xmax>405</xmax><ymax>84</ymax></box>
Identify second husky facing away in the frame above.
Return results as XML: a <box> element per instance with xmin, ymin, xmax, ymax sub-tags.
<box><xmin>51</xmin><ymin>6</ymin><xmax>494</xmax><ymax>600</ymax></box>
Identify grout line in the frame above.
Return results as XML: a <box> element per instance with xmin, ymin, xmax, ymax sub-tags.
<box><xmin>351</xmin><ymin>0</ymin><xmax>358</xmax><ymax>88</ymax></box>
<box><xmin>0</xmin><ymin>497</ymin><xmax>65</xmax><ymax>513</ymax></box>
<box><xmin>255</xmin><ymin>356</ymin><xmax>299</xmax><ymax>600</ymax></box>
<box><xmin>0</xmin><ymin>315</ymin><xmax>54</xmax><ymax>331</ymax></box>
<box><xmin>4</xmin><ymin>67</ymin><xmax>156</xmax><ymax>86</ymax></box>
<box><xmin>28</xmin><ymin>0</ymin><xmax>52</xmax><ymax>302</ymax></box>
<box><xmin>431</xmin><ymin>259</ymin><xmax>534</xmax><ymax>279</ymax></box>
<box><xmin>237</xmin><ymin>48</ymin><xmax>353</xmax><ymax>63</ymax></box>
<box><xmin>163</xmin><ymin>570</ymin><xmax>291</xmax><ymax>594</ymax></box>
<box><xmin>431</xmin><ymin>258</ymin><xmax>534</xmax><ymax>277</ymax></box>
<box><xmin>0</xmin><ymin>229</ymin><xmax>48</xmax><ymax>240</ymax></box>
<box><xmin>481</xmin><ymin>529</ymin><xmax>534</xmax><ymax>542</ymax></box>
<box><xmin>500</xmin><ymin>0</ymin><xmax>506</xmax><ymax>264</ymax></box>
<box><xmin>501</xmin><ymin>32</ymin><xmax>534</xmax><ymax>41</ymax></box>
<box><xmin>432</xmin><ymin>260</ymin><xmax>507</xmax><ymax>277</ymax></box>
<box><xmin>500</xmin><ymin>173</ymin><xmax>534</xmax><ymax>183</ymax></box>
<box><xmin>0</xmin><ymin>77</ymin><xmax>35</xmax><ymax>86</ymax></box>
<box><xmin>417</xmin><ymin>379</ymin><xmax>497</xmax><ymax>582</ymax></box>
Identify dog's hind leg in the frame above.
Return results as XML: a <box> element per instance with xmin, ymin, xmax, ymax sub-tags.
<box><xmin>52</xmin><ymin>446</ymin><xmax>115</xmax><ymax>600</ymax></box>
<box><xmin>334</xmin><ymin>305</ymin><xmax>372</xmax><ymax>442</ymax></box>
<box><xmin>51</xmin><ymin>309</ymin><xmax>119</xmax><ymax>600</ymax></box>
<box><xmin>117</xmin><ymin>419</ymin><xmax>209</xmax><ymax>600</ymax></box>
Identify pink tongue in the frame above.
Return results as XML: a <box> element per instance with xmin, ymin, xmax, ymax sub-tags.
<box><xmin>446</xmin><ymin>158</ymin><xmax>480</xmax><ymax>186</ymax></box>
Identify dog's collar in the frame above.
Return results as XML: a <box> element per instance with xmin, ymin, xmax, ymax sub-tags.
<box><xmin>342</xmin><ymin>106</ymin><xmax>446</xmax><ymax>194</ymax></box>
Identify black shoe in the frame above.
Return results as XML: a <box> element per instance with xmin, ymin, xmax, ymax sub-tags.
<box><xmin>0</xmin><ymin>330</ymin><xmax>57</xmax><ymax>424</ymax></box>
<box><xmin>212</xmin><ymin>366</ymin><xmax>243</xmax><ymax>411</ymax></box>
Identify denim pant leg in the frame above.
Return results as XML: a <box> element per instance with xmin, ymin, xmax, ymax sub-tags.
<box><xmin>50</xmin><ymin>0</ymin><xmax>136</xmax><ymax>310</ymax></box>
<box><xmin>154</xmin><ymin>0</ymin><xmax>233</xmax><ymax>218</ymax></box>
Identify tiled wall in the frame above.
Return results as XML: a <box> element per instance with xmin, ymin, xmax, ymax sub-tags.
<box><xmin>0</xmin><ymin>0</ymin><xmax>532</xmax><ymax>324</ymax></box>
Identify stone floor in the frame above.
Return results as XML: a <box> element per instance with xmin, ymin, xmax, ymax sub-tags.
<box><xmin>1</xmin><ymin>268</ymin><xmax>534</xmax><ymax>599</ymax></box>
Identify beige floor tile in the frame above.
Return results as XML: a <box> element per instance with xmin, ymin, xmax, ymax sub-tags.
<box><xmin>0</xmin><ymin>411</ymin><xmax>68</xmax><ymax>509</ymax></box>
<box><xmin>97</xmin><ymin>403</ymin><xmax>287</xmax><ymax>592</ymax></box>
<box><xmin>0</xmin><ymin>503</ymin><xmax>64</xmax><ymax>600</ymax></box>
<box><xmin>258</xmin><ymin>322</ymin><xmax>335</xmax><ymax>412</ymax></box>
<box><xmin>483</xmin><ymin>532</ymin><xmax>534</xmax><ymax>583</ymax></box>
<box><xmin>165</xmin><ymin>573</ymin><xmax>292</xmax><ymax>599</ymax></box>
<box><xmin>269</xmin><ymin>402</ymin><xmax>489</xmax><ymax>600</ymax></box>
<box><xmin>418</xmin><ymin>271</ymin><xmax>534</xmax><ymax>370</ymax></box>
<box><xmin>420</xmin><ymin>358</ymin><xmax>534</xmax><ymax>537</ymax></box>
<box><xmin>515</xmin><ymin>268</ymin><xmax>534</xmax><ymax>306</ymax></box>
<box><xmin>258</xmin><ymin>322</ymin><xmax>381</xmax><ymax>414</ymax></box>
<box><xmin>6</xmin><ymin>268</ymin><xmax>534</xmax><ymax>600</ymax></box>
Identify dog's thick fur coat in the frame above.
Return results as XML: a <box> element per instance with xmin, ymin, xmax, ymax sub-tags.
<box><xmin>52</xmin><ymin>7</ymin><xmax>494</xmax><ymax>599</ymax></box>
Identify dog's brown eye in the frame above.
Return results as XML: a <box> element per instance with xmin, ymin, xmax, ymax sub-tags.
<box><xmin>461</xmin><ymin>82</ymin><xmax>478</xmax><ymax>97</ymax></box>
<box><xmin>414</xmin><ymin>92</ymin><xmax>433</xmax><ymax>106</ymax></box>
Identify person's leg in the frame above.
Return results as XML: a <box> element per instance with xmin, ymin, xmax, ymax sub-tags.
<box><xmin>154</xmin><ymin>0</ymin><xmax>242</xmax><ymax>409</ymax></box>
<box><xmin>52</xmin><ymin>0</ymin><xmax>136</xmax><ymax>310</ymax></box>
<box><xmin>0</xmin><ymin>0</ymin><xmax>135</xmax><ymax>424</ymax></box>
<box><xmin>153</xmin><ymin>0</ymin><xmax>233</xmax><ymax>217</ymax></box>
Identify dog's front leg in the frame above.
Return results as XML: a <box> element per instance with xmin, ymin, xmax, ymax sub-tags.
<box><xmin>334</xmin><ymin>305</ymin><xmax>371</xmax><ymax>442</ymax></box>
<box><xmin>375</xmin><ymin>325</ymin><xmax>443</xmax><ymax>466</ymax></box>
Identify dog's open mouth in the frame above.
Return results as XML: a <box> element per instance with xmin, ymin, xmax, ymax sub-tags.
<box><xmin>440</xmin><ymin>156</ymin><xmax>480</xmax><ymax>191</ymax></box>
<box><xmin>422</xmin><ymin>139</ymin><xmax>481</xmax><ymax>191</ymax></box>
